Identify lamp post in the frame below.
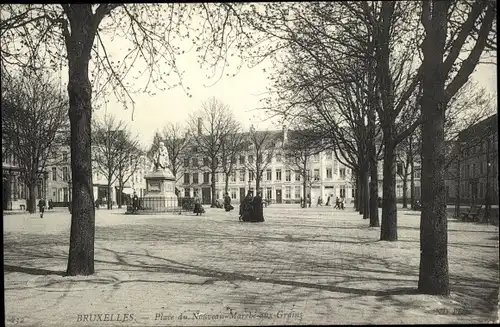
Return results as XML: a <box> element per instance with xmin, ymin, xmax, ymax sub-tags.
<box><xmin>485</xmin><ymin>137</ymin><xmax>491</xmax><ymax>222</ymax></box>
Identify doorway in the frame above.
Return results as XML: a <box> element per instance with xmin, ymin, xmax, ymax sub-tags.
<box><xmin>276</xmin><ymin>189</ymin><xmax>282</xmax><ymax>204</ymax></box>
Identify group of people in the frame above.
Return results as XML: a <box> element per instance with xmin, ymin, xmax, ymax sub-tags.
<box><xmin>237</xmin><ymin>190</ymin><xmax>265</xmax><ymax>222</ymax></box>
<box><xmin>317</xmin><ymin>195</ymin><xmax>346</xmax><ymax>210</ymax></box>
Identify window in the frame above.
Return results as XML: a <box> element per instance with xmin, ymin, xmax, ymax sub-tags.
<box><xmin>63</xmin><ymin>187</ymin><xmax>68</xmax><ymax>202</ymax></box>
<box><xmin>231</xmin><ymin>189</ymin><xmax>237</xmax><ymax>199</ymax></box>
<box><xmin>276</xmin><ymin>169</ymin><xmax>282</xmax><ymax>181</ymax></box>
<box><xmin>340</xmin><ymin>185</ymin><xmax>346</xmax><ymax>198</ymax></box>
<box><xmin>266</xmin><ymin>188</ymin><xmax>272</xmax><ymax>200</ymax></box>
<box><xmin>326</xmin><ymin>150</ymin><xmax>333</xmax><ymax>159</ymax></box>
<box><xmin>239</xmin><ymin>155</ymin><xmax>245</xmax><ymax>165</ymax></box>
<box><xmin>63</xmin><ymin>166</ymin><xmax>69</xmax><ymax>182</ymax></box>
<box><xmin>339</xmin><ymin>168</ymin><xmax>346</xmax><ymax>179</ymax></box>
<box><xmin>313</xmin><ymin>154</ymin><xmax>319</xmax><ymax>162</ymax></box>
<box><xmin>314</xmin><ymin>169</ymin><xmax>320</xmax><ymax>180</ymax></box>
<box><xmin>63</xmin><ymin>151</ymin><xmax>68</xmax><ymax>162</ymax></box>
<box><xmin>184</xmin><ymin>173</ymin><xmax>190</xmax><ymax>184</ymax></box>
<box><xmin>276</xmin><ymin>153</ymin><xmax>282</xmax><ymax>163</ymax></box>
<box><xmin>215</xmin><ymin>172</ymin><xmax>219</xmax><ymax>183</ymax></box>
<box><xmin>295</xmin><ymin>170</ymin><xmax>301</xmax><ymax>181</ymax></box>
<box><xmin>326</xmin><ymin>168</ymin><xmax>332</xmax><ymax>179</ymax></box>
<box><xmin>192</xmin><ymin>158</ymin><xmax>198</xmax><ymax>167</ymax></box>
<box><xmin>415</xmin><ymin>166</ymin><xmax>421</xmax><ymax>179</ymax></box>
<box><xmin>52</xmin><ymin>167</ymin><xmax>57</xmax><ymax>181</ymax></box>
<box><xmin>240</xmin><ymin>169</ymin><xmax>246</xmax><ymax>182</ymax></box>
<box><xmin>295</xmin><ymin>186</ymin><xmax>301</xmax><ymax>199</ymax></box>
<box><xmin>333</xmin><ymin>159</ymin><xmax>338</xmax><ymax>174</ymax></box>
<box><xmin>184</xmin><ymin>188</ymin><xmax>190</xmax><ymax>197</ymax></box>
<box><xmin>231</xmin><ymin>171</ymin><xmax>236</xmax><ymax>182</ymax></box>
<box><xmin>285</xmin><ymin>170</ymin><xmax>291</xmax><ymax>181</ymax></box>
<box><xmin>203</xmin><ymin>157</ymin><xmax>209</xmax><ymax>166</ymax></box>
<box><xmin>193</xmin><ymin>173</ymin><xmax>199</xmax><ymax>184</ymax></box>
<box><xmin>248</xmin><ymin>155</ymin><xmax>254</xmax><ymax>163</ymax></box>
<box><xmin>203</xmin><ymin>172</ymin><xmax>210</xmax><ymax>184</ymax></box>
<box><xmin>266</xmin><ymin>169</ymin><xmax>272</xmax><ymax>181</ymax></box>
<box><xmin>285</xmin><ymin>186</ymin><xmax>291</xmax><ymax>199</ymax></box>
<box><xmin>249</xmin><ymin>170</ymin><xmax>255</xmax><ymax>181</ymax></box>
<box><xmin>397</xmin><ymin>162</ymin><xmax>403</xmax><ymax>175</ymax></box>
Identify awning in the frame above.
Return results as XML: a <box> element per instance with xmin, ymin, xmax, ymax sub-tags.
<box><xmin>122</xmin><ymin>188</ymin><xmax>135</xmax><ymax>195</ymax></box>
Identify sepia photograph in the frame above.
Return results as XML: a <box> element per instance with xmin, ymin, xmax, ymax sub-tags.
<box><xmin>2</xmin><ymin>2</ymin><xmax>498</xmax><ymax>326</ymax></box>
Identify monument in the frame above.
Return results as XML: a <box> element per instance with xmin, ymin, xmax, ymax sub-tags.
<box><xmin>142</xmin><ymin>141</ymin><xmax>178</xmax><ymax>211</ymax></box>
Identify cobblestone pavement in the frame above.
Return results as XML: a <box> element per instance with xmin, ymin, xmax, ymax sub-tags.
<box><xmin>4</xmin><ymin>205</ymin><xmax>499</xmax><ymax>326</ymax></box>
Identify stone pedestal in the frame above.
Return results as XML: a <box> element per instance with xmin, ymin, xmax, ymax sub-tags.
<box><xmin>143</xmin><ymin>169</ymin><xmax>178</xmax><ymax>210</ymax></box>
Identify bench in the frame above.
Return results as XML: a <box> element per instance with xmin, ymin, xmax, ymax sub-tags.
<box><xmin>461</xmin><ymin>205</ymin><xmax>482</xmax><ymax>222</ymax></box>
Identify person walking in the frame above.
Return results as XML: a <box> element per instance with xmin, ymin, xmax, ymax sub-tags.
<box><xmin>240</xmin><ymin>190</ymin><xmax>254</xmax><ymax>222</ymax></box>
<box><xmin>132</xmin><ymin>192</ymin><xmax>139</xmax><ymax>213</ymax></box>
<box><xmin>252</xmin><ymin>191</ymin><xmax>265</xmax><ymax>222</ymax></box>
<box><xmin>193</xmin><ymin>194</ymin><xmax>204</xmax><ymax>216</ymax></box>
<box><xmin>38</xmin><ymin>198</ymin><xmax>46</xmax><ymax>218</ymax></box>
<box><xmin>224</xmin><ymin>192</ymin><xmax>234</xmax><ymax>212</ymax></box>
<box><xmin>340</xmin><ymin>196</ymin><xmax>345</xmax><ymax>210</ymax></box>
<box><xmin>325</xmin><ymin>195</ymin><xmax>331</xmax><ymax>206</ymax></box>
<box><xmin>334</xmin><ymin>197</ymin><xmax>340</xmax><ymax>209</ymax></box>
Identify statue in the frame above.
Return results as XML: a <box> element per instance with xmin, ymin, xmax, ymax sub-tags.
<box><xmin>150</xmin><ymin>141</ymin><xmax>171</xmax><ymax>174</ymax></box>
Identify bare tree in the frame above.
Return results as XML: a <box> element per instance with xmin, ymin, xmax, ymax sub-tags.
<box><xmin>220</xmin><ymin>123</ymin><xmax>246</xmax><ymax>195</ymax></box>
<box><xmin>1</xmin><ymin>3</ymin><xmax>251</xmax><ymax>276</ymax></box>
<box><xmin>92</xmin><ymin>115</ymin><xmax>135</xmax><ymax>210</ymax></box>
<box><xmin>161</xmin><ymin>122</ymin><xmax>190</xmax><ymax>185</ymax></box>
<box><xmin>1</xmin><ymin>68</ymin><xmax>68</xmax><ymax>213</ymax></box>
<box><xmin>115</xmin><ymin>136</ymin><xmax>143</xmax><ymax>208</ymax></box>
<box><xmin>187</xmin><ymin>97</ymin><xmax>237</xmax><ymax>207</ymax></box>
<box><xmin>418</xmin><ymin>0</ymin><xmax>496</xmax><ymax>295</ymax></box>
<box><xmin>244</xmin><ymin>127</ymin><xmax>280</xmax><ymax>193</ymax></box>
<box><xmin>284</xmin><ymin>126</ymin><xmax>326</xmax><ymax>207</ymax></box>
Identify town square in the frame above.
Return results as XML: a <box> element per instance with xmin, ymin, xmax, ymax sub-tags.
<box><xmin>2</xmin><ymin>2</ymin><xmax>498</xmax><ymax>326</ymax></box>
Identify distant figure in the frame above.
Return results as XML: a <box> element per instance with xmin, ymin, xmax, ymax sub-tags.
<box><xmin>193</xmin><ymin>194</ymin><xmax>204</xmax><ymax>216</ymax></box>
<box><xmin>307</xmin><ymin>193</ymin><xmax>311</xmax><ymax>208</ymax></box>
<box><xmin>317</xmin><ymin>196</ymin><xmax>322</xmax><ymax>206</ymax></box>
<box><xmin>132</xmin><ymin>192</ymin><xmax>139</xmax><ymax>212</ymax></box>
<box><xmin>48</xmin><ymin>199</ymin><xmax>54</xmax><ymax>210</ymax></box>
<box><xmin>340</xmin><ymin>196</ymin><xmax>345</xmax><ymax>210</ymax></box>
<box><xmin>377</xmin><ymin>196</ymin><xmax>382</xmax><ymax>208</ymax></box>
<box><xmin>95</xmin><ymin>199</ymin><xmax>100</xmax><ymax>209</ymax></box>
<box><xmin>240</xmin><ymin>190</ymin><xmax>254</xmax><ymax>222</ymax></box>
<box><xmin>300</xmin><ymin>197</ymin><xmax>304</xmax><ymax>208</ymax></box>
<box><xmin>325</xmin><ymin>195</ymin><xmax>331</xmax><ymax>206</ymax></box>
<box><xmin>334</xmin><ymin>197</ymin><xmax>340</xmax><ymax>209</ymax></box>
<box><xmin>38</xmin><ymin>198</ymin><xmax>46</xmax><ymax>218</ymax></box>
<box><xmin>252</xmin><ymin>191</ymin><xmax>265</xmax><ymax>222</ymax></box>
<box><xmin>224</xmin><ymin>192</ymin><xmax>234</xmax><ymax>212</ymax></box>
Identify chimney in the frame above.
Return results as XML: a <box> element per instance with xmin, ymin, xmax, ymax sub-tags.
<box><xmin>197</xmin><ymin>117</ymin><xmax>202</xmax><ymax>136</ymax></box>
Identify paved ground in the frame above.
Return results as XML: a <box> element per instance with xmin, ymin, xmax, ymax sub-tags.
<box><xmin>3</xmin><ymin>205</ymin><xmax>499</xmax><ymax>326</ymax></box>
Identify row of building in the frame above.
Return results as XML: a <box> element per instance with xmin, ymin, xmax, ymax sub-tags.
<box><xmin>2</xmin><ymin>113</ymin><xmax>497</xmax><ymax>210</ymax></box>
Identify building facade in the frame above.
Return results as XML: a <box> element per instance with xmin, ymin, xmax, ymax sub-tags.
<box><xmin>445</xmin><ymin>113</ymin><xmax>498</xmax><ymax>205</ymax></box>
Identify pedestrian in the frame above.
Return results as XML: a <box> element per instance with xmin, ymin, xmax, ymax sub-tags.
<box><xmin>240</xmin><ymin>190</ymin><xmax>254</xmax><ymax>222</ymax></box>
<box><xmin>340</xmin><ymin>196</ymin><xmax>345</xmax><ymax>210</ymax></box>
<box><xmin>252</xmin><ymin>191</ymin><xmax>265</xmax><ymax>222</ymax></box>
<box><xmin>334</xmin><ymin>197</ymin><xmax>340</xmax><ymax>209</ymax></box>
<box><xmin>317</xmin><ymin>196</ymin><xmax>323</xmax><ymax>206</ymax></box>
<box><xmin>132</xmin><ymin>192</ymin><xmax>139</xmax><ymax>213</ymax></box>
<box><xmin>325</xmin><ymin>195</ymin><xmax>331</xmax><ymax>206</ymax></box>
<box><xmin>307</xmin><ymin>193</ymin><xmax>311</xmax><ymax>208</ymax></box>
<box><xmin>224</xmin><ymin>192</ymin><xmax>234</xmax><ymax>212</ymax></box>
<box><xmin>38</xmin><ymin>198</ymin><xmax>46</xmax><ymax>218</ymax></box>
<box><xmin>48</xmin><ymin>199</ymin><xmax>53</xmax><ymax>210</ymax></box>
<box><xmin>193</xmin><ymin>194</ymin><xmax>204</xmax><ymax>216</ymax></box>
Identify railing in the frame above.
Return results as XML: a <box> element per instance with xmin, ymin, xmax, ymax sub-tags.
<box><xmin>126</xmin><ymin>196</ymin><xmax>196</xmax><ymax>214</ymax></box>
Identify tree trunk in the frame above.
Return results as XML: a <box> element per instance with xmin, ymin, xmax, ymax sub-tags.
<box><xmin>362</xmin><ymin>168</ymin><xmax>369</xmax><ymax>219</ymax></box>
<box><xmin>224</xmin><ymin>173</ymin><xmax>229</xmax><ymax>195</ymax></box>
<box><xmin>255</xmin><ymin>175</ymin><xmax>261</xmax><ymax>192</ymax></box>
<box><xmin>117</xmin><ymin>184</ymin><xmax>123</xmax><ymax>208</ymax></box>
<box><xmin>66</xmin><ymin>9</ymin><xmax>96</xmax><ymax>276</ymax></box>
<box><xmin>402</xmin><ymin>163</ymin><xmax>409</xmax><ymax>208</ymax></box>
<box><xmin>354</xmin><ymin>173</ymin><xmax>360</xmax><ymax>211</ymax></box>
<box><xmin>410</xmin><ymin>156</ymin><xmax>415</xmax><ymax>209</ymax></box>
<box><xmin>418</xmin><ymin>0</ymin><xmax>450</xmax><ymax>295</ymax></box>
<box><xmin>302</xmin><ymin>167</ymin><xmax>307</xmax><ymax>208</ymax></box>
<box><xmin>380</xmin><ymin>140</ymin><xmax>397</xmax><ymax>241</ymax></box>
<box><xmin>369</xmin><ymin>148</ymin><xmax>380</xmax><ymax>227</ymax></box>
<box><xmin>210</xmin><ymin>165</ymin><xmax>216</xmax><ymax>207</ymax></box>
<box><xmin>27</xmin><ymin>182</ymin><xmax>37</xmax><ymax>213</ymax></box>
<box><xmin>107</xmin><ymin>182</ymin><xmax>112</xmax><ymax>209</ymax></box>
